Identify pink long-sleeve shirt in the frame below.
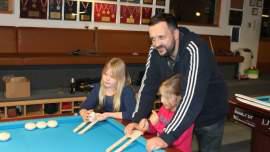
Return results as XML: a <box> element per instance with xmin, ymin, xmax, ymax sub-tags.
<box><xmin>148</xmin><ymin>106</ymin><xmax>194</xmax><ymax>152</ymax></box>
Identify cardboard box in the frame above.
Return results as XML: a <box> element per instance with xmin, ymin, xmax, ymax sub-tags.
<box><xmin>3</xmin><ymin>76</ymin><xmax>30</xmax><ymax>98</ymax></box>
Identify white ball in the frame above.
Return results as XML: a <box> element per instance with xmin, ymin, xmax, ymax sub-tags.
<box><xmin>47</xmin><ymin>120</ymin><xmax>58</xmax><ymax>128</ymax></box>
<box><xmin>36</xmin><ymin>121</ymin><xmax>47</xmax><ymax>129</ymax></box>
<box><xmin>25</xmin><ymin>122</ymin><xmax>36</xmax><ymax>131</ymax></box>
<box><xmin>0</xmin><ymin>132</ymin><xmax>11</xmax><ymax>141</ymax></box>
<box><xmin>88</xmin><ymin>112</ymin><xmax>96</xmax><ymax>122</ymax></box>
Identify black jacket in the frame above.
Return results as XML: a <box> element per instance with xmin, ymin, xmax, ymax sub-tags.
<box><xmin>132</xmin><ymin>27</ymin><xmax>228</xmax><ymax>144</ymax></box>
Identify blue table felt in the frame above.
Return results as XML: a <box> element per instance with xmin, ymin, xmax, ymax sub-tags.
<box><xmin>0</xmin><ymin>116</ymin><xmax>164</xmax><ymax>152</ymax></box>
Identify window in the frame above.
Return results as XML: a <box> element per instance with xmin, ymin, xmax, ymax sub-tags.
<box><xmin>169</xmin><ymin>0</ymin><xmax>221</xmax><ymax>26</ymax></box>
<box><xmin>261</xmin><ymin>0</ymin><xmax>270</xmax><ymax>38</ymax></box>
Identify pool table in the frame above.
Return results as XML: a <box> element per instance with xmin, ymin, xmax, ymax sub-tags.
<box><xmin>229</xmin><ymin>95</ymin><xmax>270</xmax><ymax>152</ymax></box>
<box><xmin>0</xmin><ymin>116</ymin><xmax>166</xmax><ymax>152</ymax></box>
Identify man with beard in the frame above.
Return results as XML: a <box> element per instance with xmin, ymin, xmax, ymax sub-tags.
<box><xmin>125</xmin><ymin>13</ymin><xmax>228</xmax><ymax>152</ymax></box>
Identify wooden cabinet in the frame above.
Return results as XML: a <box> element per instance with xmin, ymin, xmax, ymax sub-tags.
<box><xmin>0</xmin><ymin>96</ymin><xmax>86</xmax><ymax>121</ymax></box>
<box><xmin>229</xmin><ymin>97</ymin><xmax>270</xmax><ymax>152</ymax></box>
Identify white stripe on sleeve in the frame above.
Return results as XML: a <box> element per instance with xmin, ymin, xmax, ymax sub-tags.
<box><xmin>132</xmin><ymin>47</ymin><xmax>154</xmax><ymax>118</ymax></box>
<box><xmin>165</xmin><ymin>41</ymin><xmax>199</xmax><ymax>133</ymax></box>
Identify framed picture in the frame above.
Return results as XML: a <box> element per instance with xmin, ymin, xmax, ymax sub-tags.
<box><xmin>249</xmin><ymin>0</ymin><xmax>256</xmax><ymax>7</ymax></box>
<box><xmin>79</xmin><ymin>1</ymin><xmax>92</xmax><ymax>21</ymax></box>
<box><xmin>231</xmin><ymin>27</ymin><xmax>240</xmax><ymax>42</ymax></box>
<box><xmin>141</xmin><ymin>7</ymin><xmax>152</xmax><ymax>25</ymax></box>
<box><xmin>257</xmin><ymin>0</ymin><xmax>262</xmax><ymax>7</ymax></box>
<box><xmin>252</xmin><ymin>8</ymin><xmax>258</xmax><ymax>16</ymax></box>
<box><xmin>64</xmin><ymin>0</ymin><xmax>78</xmax><ymax>21</ymax></box>
<box><xmin>94</xmin><ymin>3</ymin><xmax>117</xmax><ymax>23</ymax></box>
<box><xmin>49</xmin><ymin>0</ymin><xmax>63</xmax><ymax>20</ymax></box>
<box><xmin>0</xmin><ymin>0</ymin><xmax>12</xmax><ymax>13</ymax></box>
<box><xmin>120</xmin><ymin>0</ymin><xmax>140</xmax><ymax>4</ymax></box>
<box><xmin>229</xmin><ymin>10</ymin><xmax>243</xmax><ymax>26</ymax></box>
<box><xmin>143</xmin><ymin>0</ymin><xmax>153</xmax><ymax>5</ymax></box>
<box><xmin>156</xmin><ymin>0</ymin><xmax>165</xmax><ymax>6</ymax></box>
<box><xmin>230</xmin><ymin>0</ymin><xmax>244</xmax><ymax>9</ymax></box>
<box><xmin>120</xmin><ymin>5</ymin><xmax>140</xmax><ymax>24</ymax></box>
<box><xmin>155</xmin><ymin>8</ymin><xmax>164</xmax><ymax>15</ymax></box>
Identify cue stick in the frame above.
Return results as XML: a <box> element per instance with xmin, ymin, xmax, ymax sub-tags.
<box><xmin>235</xmin><ymin>94</ymin><xmax>270</xmax><ymax>107</ymax></box>
<box><xmin>208</xmin><ymin>36</ymin><xmax>214</xmax><ymax>54</ymax></box>
<box><xmin>106</xmin><ymin>130</ymin><xmax>143</xmax><ymax>152</ymax></box>
<box><xmin>236</xmin><ymin>97</ymin><xmax>270</xmax><ymax>111</ymax></box>
<box><xmin>73</xmin><ymin>122</ymin><xmax>88</xmax><ymax>133</ymax></box>
<box><xmin>114</xmin><ymin>130</ymin><xmax>142</xmax><ymax>152</ymax></box>
<box><xmin>78</xmin><ymin>120</ymin><xmax>98</xmax><ymax>135</ymax></box>
<box><xmin>106</xmin><ymin>136</ymin><xmax>129</xmax><ymax>152</ymax></box>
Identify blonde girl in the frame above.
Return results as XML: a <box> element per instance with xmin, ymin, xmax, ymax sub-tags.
<box><xmin>80</xmin><ymin>58</ymin><xmax>136</xmax><ymax>121</ymax></box>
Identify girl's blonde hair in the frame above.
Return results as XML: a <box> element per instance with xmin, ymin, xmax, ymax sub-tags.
<box><xmin>159</xmin><ymin>74</ymin><xmax>182</xmax><ymax>104</ymax></box>
<box><xmin>98</xmin><ymin>58</ymin><xmax>131</xmax><ymax>111</ymax></box>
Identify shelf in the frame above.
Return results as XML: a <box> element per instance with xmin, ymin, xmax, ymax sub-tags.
<box><xmin>7</xmin><ymin>106</ymin><xmax>17</xmax><ymax>118</ymax></box>
<box><xmin>44</xmin><ymin>112</ymin><xmax>61</xmax><ymax>116</ymax></box>
<box><xmin>61</xmin><ymin>111</ymin><xmax>73</xmax><ymax>115</ymax></box>
<box><xmin>215</xmin><ymin>55</ymin><xmax>244</xmax><ymax>63</ymax></box>
<box><xmin>15</xmin><ymin>105</ymin><xmax>24</xmax><ymax>116</ymax></box>
<box><xmin>0</xmin><ymin>96</ymin><xmax>86</xmax><ymax>121</ymax></box>
<box><xmin>61</xmin><ymin>109</ymin><xmax>73</xmax><ymax>112</ymax></box>
<box><xmin>26</xmin><ymin>104</ymin><xmax>42</xmax><ymax>112</ymax></box>
<box><xmin>74</xmin><ymin>101</ymin><xmax>83</xmax><ymax>107</ymax></box>
<box><xmin>62</xmin><ymin>102</ymin><xmax>72</xmax><ymax>110</ymax></box>
<box><xmin>25</xmin><ymin>104</ymin><xmax>43</xmax><ymax>116</ymax></box>
<box><xmin>73</xmin><ymin>108</ymin><xmax>80</xmax><ymax>114</ymax></box>
<box><xmin>44</xmin><ymin>103</ymin><xmax>59</xmax><ymax>115</ymax></box>
<box><xmin>0</xmin><ymin>107</ymin><xmax>5</xmax><ymax>119</ymax></box>
<box><xmin>0</xmin><ymin>52</ymin><xmax>244</xmax><ymax>66</ymax></box>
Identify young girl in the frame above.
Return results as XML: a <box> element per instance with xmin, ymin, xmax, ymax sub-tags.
<box><xmin>136</xmin><ymin>74</ymin><xmax>194</xmax><ymax>152</ymax></box>
<box><xmin>79</xmin><ymin>58</ymin><xmax>136</xmax><ymax>121</ymax></box>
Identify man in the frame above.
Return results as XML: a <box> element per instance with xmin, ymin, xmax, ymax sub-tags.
<box><xmin>125</xmin><ymin>13</ymin><xmax>228</xmax><ymax>152</ymax></box>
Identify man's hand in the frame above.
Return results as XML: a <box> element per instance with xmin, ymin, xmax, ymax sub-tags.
<box><xmin>137</xmin><ymin>118</ymin><xmax>149</xmax><ymax>132</ymax></box>
<box><xmin>146</xmin><ymin>137</ymin><xmax>168</xmax><ymax>152</ymax></box>
<box><xmin>124</xmin><ymin>122</ymin><xmax>139</xmax><ymax>136</ymax></box>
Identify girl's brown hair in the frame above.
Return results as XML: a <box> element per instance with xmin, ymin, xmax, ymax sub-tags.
<box><xmin>159</xmin><ymin>74</ymin><xmax>182</xmax><ymax>100</ymax></box>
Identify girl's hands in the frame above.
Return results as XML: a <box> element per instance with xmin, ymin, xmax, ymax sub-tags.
<box><xmin>80</xmin><ymin>109</ymin><xmax>112</xmax><ymax>122</ymax></box>
<box><xmin>79</xmin><ymin>109</ymin><xmax>93</xmax><ymax>122</ymax></box>
<box><xmin>146</xmin><ymin>137</ymin><xmax>168</xmax><ymax>152</ymax></box>
<box><xmin>149</xmin><ymin>110</ymin><xmax>159</xmax><ymax>125</ymax></box>
<box><xmin>95</xmin><ymin>112</ymin><xmax>110</xmax><ymax>121</ymax></box>
<box><xmin>124</xmin><ymin>123</ymin><xmax>139</xmax><ymax>136</ymax></box>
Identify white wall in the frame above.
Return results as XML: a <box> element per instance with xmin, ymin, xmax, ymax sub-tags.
<box><xmin>230</xmin><ymin>0</ymin><xmax>263</xmax><ymax>66</ymax></box>
<box><xmin>0</xmin><ymin>0</ymin><xmax>231</xmax><ymax>33</ymax></box>
<box><xmin>0</xmin><ymin>0</ymin><xmax>262</xmax><ymax>66</ymax></box>
<box><xmin>184</xmin><ymin>0</ymin><xmax>262</xmax><ymax>67</ymax></box>
<box><xmin>0</xmin><ymin>0</ymin><xmax>168</xmax><ymax>31</ymax></box>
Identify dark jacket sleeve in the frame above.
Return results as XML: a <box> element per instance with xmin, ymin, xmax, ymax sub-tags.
<box><xmin>160</xmin><ymin>40</ymin><xmax>213</xmax><ymax>144</ymax></box>
<box><xmin>132</xmin><ymin>48</ymin><xmax>162</xmax><ymax>122</ymax></box>
<box><xmin>121</xmin><ymin>86</ymin><xmax>137</xmax><ymax>120</ymax></box>
<box><xmin>80</xmin><ymin>83</ymin><xmax>100</xmax><ymax>110</ymax></box>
